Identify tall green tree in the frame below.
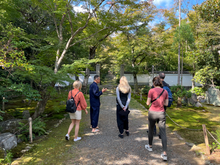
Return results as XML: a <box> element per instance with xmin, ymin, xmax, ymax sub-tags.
<box><xmin>173</xmin><ymin>21</ymin><xmax>195</xmax><ymax>85</ymax></box>
<box><xmin>110</xmin><ymin>26</ymin><xmax>155</xmax><ymax>92</ymax></box>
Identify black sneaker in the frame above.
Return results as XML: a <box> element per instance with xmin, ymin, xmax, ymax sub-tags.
<box><xmin>125</xmin><ymin>131</ymin><xmax>129</xmax><ymax>136</ymax></box>
<box><xmin>65</xmin><ymin>134</ymin><xmax>70</xmax><ymax>141</ymax></box>
<box><xmin>147</xmin><ymin>130</ymin><xmax>156</xmax><ymax>135</ymax></box>
<box><xmin>118</xmin><ymin>134</ymin><xmax>124</xmax><ymax>138</ymax></box>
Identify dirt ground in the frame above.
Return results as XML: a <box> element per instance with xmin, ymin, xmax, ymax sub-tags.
<box><xmin>64</xmin><ymin>95</ymin><xmax>207</xmax><ymax>165</ymax></box>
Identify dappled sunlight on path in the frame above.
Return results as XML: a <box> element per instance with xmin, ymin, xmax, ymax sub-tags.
<box><xmin>65</xmin><ymin>95</ymin><xmax>205</xmax><ymax>165</ymax></box>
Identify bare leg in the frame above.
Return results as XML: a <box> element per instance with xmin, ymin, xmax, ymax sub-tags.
<box><xmin>67</xmin><ymin>119</ymin><xmax>75</xmax><ymax>135</ymax></box>
<box><xmin>74</xmin><ymin>120</ymin><xmax>81</xmax><ymax>139</ymax></box>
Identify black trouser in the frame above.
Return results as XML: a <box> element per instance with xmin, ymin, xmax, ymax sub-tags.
<box><xmin>90</xmin><ymin>106</ymin><xmax>100</xmax><ymax>128</ymax></box>
<box><xmin>116</xmin><ymin>105</ymin><xmax>129</xmax><ymax>134</ymax></box>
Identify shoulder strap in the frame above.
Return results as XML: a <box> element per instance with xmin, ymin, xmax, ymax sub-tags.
<box><xmin>74</xmin><ymin>91</ymin><xmax>81</xmax><ymax>107</ymax></box>
<box><xmin>69</xmin><ymin>90</ymin><xmax>73</xmax><ymax>98</ymax></box>
<box><xmin>74</xmin><ymin>91</ymin><xmax>80</xmax><ymax>98</ymax></box>
<box><xmin>151</xmin><ymin>89</ymin><xmax>165</xmax><ymax>103</ymax></box>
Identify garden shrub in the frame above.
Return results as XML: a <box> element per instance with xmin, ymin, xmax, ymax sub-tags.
<box><xmin>211</xmin><ymin>129</ymin><xmax>220</xmax><ymax>150</ymax></box>
<box><xmin>142</xmin><ymin>85</ymin><xmax>151</xmax><ymax>95</ymax></box>
<box><xmin>215</xmin><ymin>86</ymin><xmax>220</xmax><ymax>90</ymax></box>
<box><xmin>190</xmin><ymin>87</ymin><xmax>206</xmax><ymax>96</ymax></box>
<box><xmin>18</xmin><ymin>117</ymin><xmax>47</xmax><ymax>142</ymax></box>
<box><xmin>0</xmin><ymin>150</ymin><xmax>13</xmax><ymax>164</ymax></box>
<box><xmin>171</xmin><ymin>85</ymin><xmax>192</xmax><ymax>107</ymax></box>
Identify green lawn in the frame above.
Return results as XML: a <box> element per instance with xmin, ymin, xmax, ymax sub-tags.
<box><xmin>0</xmin><ymin>91</ymin><xmax>89</xmax><ymax>164</ymax></box>
<box><xmin>10</xmin><ymin>99</ymin><xmax>90</xmax><ymax>165</ymax></box>
<box><xmin>132</xmin><ymin>94</ymin><xmax>220</xmax><ymax>146</ymax></box>
<box><xmin>2</xmin><ymin>92</ymin><xmax>219</xmax><ymax>164</ymax></box>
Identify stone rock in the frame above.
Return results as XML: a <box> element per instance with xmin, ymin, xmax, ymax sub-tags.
<box><xmin>191</xmin><ymin>93</ymin><xmax>197</xmax><ymax>102</ymax></box>
<box><xmin>195</xmin><ymin>102</ymin><xmax>203</xmax><ymax>107</ymax></box>
<box><xmin>0</xmin><ymin>133</ymin><xmax>17</xmax><ymax>150</ymax></box>
<box><xmin>206</xmin><ymin>87</ymin><xmax>220</xmax><ymax>106</ymax></box>
<box><xmin>182</xmin><ymin>97</ymin><xmax>188</xmax><ymax>105</ymax></box>
<box><xmin>25</xmin><ymin>146</ymin><xmax>32</xmax><ymax>150</ymax></box>
<box><xmin>205</xmin><ymin>91</ymin><xmax>210</xmax><ymax>104</ymax></box>
<box><xmin>173</xmin><ymin>131</ymin><xmax>184</xmax><ymax>140</ymax></box>
<box><xmin>21</xmin><ymin>149</ymin><xmax>28</xmax><ymax>153</ymax></box>
<box><xmin>189</xmin><ymin>93</ymin><xmax>197</xmax><ymax>106</ymax></box>
<box><xmin>17</xmin><ymin>138</ymin><xmax>23</xmax><ymax>143</ymax></box>
<box><xmin>0</xmin><ymin>119</ymin><xmax>27</xmax><ymax>133</ymax></box>
<box><xmin>22</xmin><ymin>110</ymin><xmax>30</xmax><ymax>119</ymax></box>
<box><xmin>190</xmin><ymin>145</ymin><xmax>202</xmax><ymax>152</ymax></box>
<box><xmin>197</xmin><ymin>96</ymin><xmax>206</xmax><ymax>103</ymax></box>
<box><xmin>185</xmin><ymin>142</ymin><xmax>195</xmax><ymax>147</ymax></box>
<box><xmin>59</xmin><ymin>101</ymin><xmax>66</xmax><ymax>105</ymax></box>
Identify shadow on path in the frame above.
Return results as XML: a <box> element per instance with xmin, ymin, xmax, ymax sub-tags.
<box><xmin>65</xmin><ymin>95</ymin><xmax>205</xmax><ymax>165</ymax></box>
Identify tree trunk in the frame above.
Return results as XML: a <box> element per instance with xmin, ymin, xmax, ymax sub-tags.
<box><xmin>192</xmin><ymin>72</ymin><xmax>195</xmax><ymax>89</ymax></box>
<box><xmin>177</xmin><ymin>97</ymin><xmax>182</xmax><ymax>107</ymax></box>
<box><xmin>181</xmin><ymin>46</ymin><xmax>183</xmax><ymax>86</ymax></box>
<box><xmin>177</xmin><ymin>0</ymin><xmax>181</xmax><ymax>85</ymax></box>
<box><xmin>82</xmin><ymin>67</ymin><xmax>90</xmax><ymax>94</ymax></box>
<box><xmin>75</xmin><ymin>75</ymin><xmax>79</xmax><ymax>80</ymax></box>
<box><xmin>133</xmin><ymin>73</ymin><xmax>138</xmax><ymax>93</ymax></box>
<box><xmin>90</xmin><ymin>46</ymin><xmax>97</xmax><ymax>59</ymax></box>
<box><xmin>32</xmin><ymin>94</ymin><xmax>49</xmax><ymax>119</ymax></box>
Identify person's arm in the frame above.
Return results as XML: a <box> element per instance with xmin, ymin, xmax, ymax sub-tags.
<box><xmin>164</xmin><ymin>91</ymin><xmax>168</xmax><ymax>106</ymax></box>
<box><xmin>92</xmin><ymin>84</ymin><xmax>102</xmax><ymax>97</ymax></box>
<box><xmin>79</xmin><ymin>93</ymin><xmax>87</xmax><ymax>110</ymax></box>
<box><xmin>164</xmin><ymin>99</ymin><xmax>168</xmax><ymax>106</ymax></box>
<box><xmin>146</xmin><ymin>89</ymin><xmax>152</xmax><ymax>105</ymax></box>
<box><xmin>124</xmin><ymin>92</ymin><xmax>131</xmax><ymax>109</ymax></box>
<box><xmin>146</xmin><ymin>98</ymin><xmax>151</xmax><ymax>105</ymax></box>
<box><xmin>116</xmin><ymin>87</ymin><xmax>125</xmax><ymax>109</ymax></box>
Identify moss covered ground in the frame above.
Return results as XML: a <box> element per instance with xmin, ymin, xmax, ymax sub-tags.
<box><xmin>1</xmin><ymin>90</ymin><xmax>219</xmax><ymax>164</ymax></box>
<box><xmin>132</xmin><ymin>94</ymin><xmax>220</xmax><ymax>146</ymax></box>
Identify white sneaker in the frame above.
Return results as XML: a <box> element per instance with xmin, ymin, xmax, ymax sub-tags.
<box><xmin>65</xmin><ymin>134</ymin><xmax>69</xmax><ymax>141</ymax></box>
<box><xmin>145</xmin><ymin>144</ymin><xmax>153</xmax><ymax>151</ymax></box>
<box><xmin>161</xmin><ymin>153</ymin><xmax>167</xmax><ymax>161</ymax></box>
<box><xmin>74</xmin><ymin>137</ymin><xmax>81</xmax><ymax>142</ymax></box>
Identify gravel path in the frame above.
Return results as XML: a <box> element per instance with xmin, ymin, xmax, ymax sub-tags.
<box><xmin>65</xmin><ymin>94</ymin><xmax>205</xmax><ymax>165</ymax></box>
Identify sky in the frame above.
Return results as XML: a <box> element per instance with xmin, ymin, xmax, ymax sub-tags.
<box><xmin>152</xmin><ymin>0</ymin><xmax>205</xmax><ymax>9</ymax></box>
<box><xmin>150</xmin><ymin>0</ymin><xmax>206</xmax><ymax>28</ymax></box>
<box><xmin>72</xmin><ymin>0</ymin><xmax>206</xmax><ymax>29</ymax></box>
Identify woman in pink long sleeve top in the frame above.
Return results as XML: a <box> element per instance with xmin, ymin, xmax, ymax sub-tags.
<box><xmin>65</xmin><ymin>80</ymin><xmax>88</xmax><ymax>142</ymax></box>
<box><xmin>145</xmin><ymin>77</ymin><xmax>169</xmax><ymax>161</ymax></box>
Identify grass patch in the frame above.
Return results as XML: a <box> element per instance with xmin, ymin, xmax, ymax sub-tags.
<box><xmin>0</xmin><ymin>90</ymin><xmax>89</xmax><ymax>164</ymax></box>
<box><xmin>11</xmin><ymin>101</ymin><xmax>89</xmax><ymax>165</ymax></box>
<box><xmin>11</xmin><ymin>118</ymin><xmax>74</xmax><ymax>164</ymax></box>
<box><xmin>129</xmin><ymin>96</ymin><xmax>148</xmax><ymax>116</ymax></box>
<box><xmin>132</xmin><ymin>94</ymin><xmax>220</xmax><ymax>146</ymax></box>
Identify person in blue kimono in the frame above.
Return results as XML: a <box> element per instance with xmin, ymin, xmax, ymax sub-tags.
<box><xmin>89</xmin><ymin>75</ymin><xmax>107</xmax><ymax>132</ymax></box>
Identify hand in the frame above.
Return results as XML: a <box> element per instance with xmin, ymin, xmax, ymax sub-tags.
<box><xmin>85</xmin><ymin>109</ymin><xmax>88</xmax><ymax>114</ymax></box>
<box><xmin>123</xmin><ymin>107</ymin><xmax>126</xmax><ymax>111</ymax></box>
<box><xmin>102</xmin><ymin>88</ymin><xmax>107</xmax><ymax>92</ymax></box>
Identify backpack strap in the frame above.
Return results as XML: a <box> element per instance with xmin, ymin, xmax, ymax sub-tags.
<box><xmin>74</xmin><ymin>91</ymin><xmax>81</xmax><ymax>108</ymax></box>
<box><xmin>151</xmin><ymin>89</ymin><xmax>165</xmax><ymax>103</ymax></box>
<box><xmin>74</xmin><ymin>91</ymin><xmax>80</xmax><ymax>98</ymax></box>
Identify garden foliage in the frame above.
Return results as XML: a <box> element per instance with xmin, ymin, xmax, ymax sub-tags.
<box><xmin>18</xmin><ymin>117</ymin><xmax>47</xmax><ymax>142</ymax></box>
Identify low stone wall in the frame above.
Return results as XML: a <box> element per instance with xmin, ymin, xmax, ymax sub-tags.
<box><xmin>206</xmin><ymin>87</ymin><xmax>220</xmax><ymax>106</ymax></box>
